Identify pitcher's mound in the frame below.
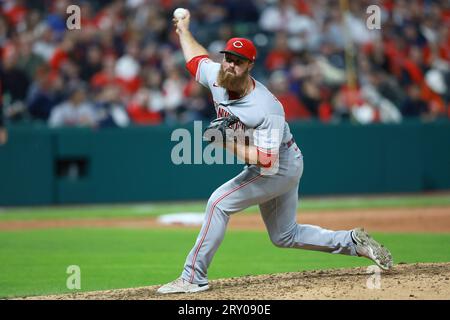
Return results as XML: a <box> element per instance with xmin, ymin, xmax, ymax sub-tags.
<box><xmin>19</xmin><ymin>262</ymin><xmax>450</xmax><ymax>300</ymax></box>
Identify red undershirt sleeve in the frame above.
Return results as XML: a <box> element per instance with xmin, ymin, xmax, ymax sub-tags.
<box><xmin>185</xmin><ymin>55</ymin><xmax>210</xmax><ymax>79</ymax></box>
<box><xmin>257</xmin><ymin>148</ymin><xmax>279</xmax><ymax>168</ymax></box>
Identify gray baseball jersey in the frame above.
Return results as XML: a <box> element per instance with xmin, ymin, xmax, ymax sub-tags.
<box><xmin>181</xmin><ymin>57</ymin><xmax>357</xmax><ymax>284</ymax></box>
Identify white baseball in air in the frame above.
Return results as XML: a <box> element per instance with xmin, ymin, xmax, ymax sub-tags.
<box><xmin>173</xmin><ymin>8</ymin><xmax>188</xmax><ymax>19</ymax></box>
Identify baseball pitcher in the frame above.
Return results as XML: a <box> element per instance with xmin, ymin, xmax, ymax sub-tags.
<box><xmin>157</xmin><ymin>9</ymin><xmax>393</xmax><ymax>294</ymax></box>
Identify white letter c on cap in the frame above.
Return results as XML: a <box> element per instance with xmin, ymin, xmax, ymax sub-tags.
<box><xmin>233</xmin><ymin>41</ymin><xmax>243</xmax><ymax>48</ymax></box>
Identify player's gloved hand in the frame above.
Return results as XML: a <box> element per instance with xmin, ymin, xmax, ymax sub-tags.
<box><xmin>203</xmin><ymin>115</ymin><xmax>240</xmax><ymax>145</ymax></box>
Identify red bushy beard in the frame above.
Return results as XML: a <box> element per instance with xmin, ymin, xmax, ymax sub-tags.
<box><xmin>217</xmin><ymin>65</ymin><xmax>249</xmax><ymax>93</ymax></box>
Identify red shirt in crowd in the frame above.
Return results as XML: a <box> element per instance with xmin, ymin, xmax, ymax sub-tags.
<box><xmin>127</xmin><ymin>103</ymin><xmax>162</xmax><ymax>125</ymax></box>
<box><xmin>277</xmin><ymin>94</ymin><xmax>311</xmax><ymax>121</ymax></box>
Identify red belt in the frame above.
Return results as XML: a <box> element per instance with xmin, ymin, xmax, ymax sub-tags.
<box><xmin>286</xmin><ymin>137</ymin><xmax>295</xmax><ymax>148</ymax></box>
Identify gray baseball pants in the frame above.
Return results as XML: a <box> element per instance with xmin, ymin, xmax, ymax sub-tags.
<box><xmin>181</xmin><ymin>142</ymin><xmax>357</xmax><ymax>284</ymax></box>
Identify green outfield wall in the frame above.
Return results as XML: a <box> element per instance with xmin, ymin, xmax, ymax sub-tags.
<box><xmin>0</xmin><ymin>121</ymin><xmax>449</xmax><ymax>206</ymax></box>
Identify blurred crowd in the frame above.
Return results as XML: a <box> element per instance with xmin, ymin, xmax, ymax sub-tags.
<box><xmin>0</xmin><ymin>0</ymin><xmax>449</xmax><ymax>131</ymax></box>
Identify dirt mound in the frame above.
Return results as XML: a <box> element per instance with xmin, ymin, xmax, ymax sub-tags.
<box><xmin>19</xmin><ymin>263</ymin><xmax>450</xmax><ymax>300</ymax></box>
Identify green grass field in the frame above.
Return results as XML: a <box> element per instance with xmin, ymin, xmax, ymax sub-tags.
<box><xmin>0</xmin><ymin>194</ymin><xmax>449</xmax><ymax>298</ymax></box>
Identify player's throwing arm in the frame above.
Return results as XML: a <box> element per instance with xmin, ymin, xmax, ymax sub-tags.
<box><xmin>172</xmin><ymin>8</ymin><xmax>208</xmax><ymax>62</ymax></box>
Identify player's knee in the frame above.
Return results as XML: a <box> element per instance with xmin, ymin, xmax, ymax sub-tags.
<box><xmin>270</xmin><ymin>232</ymin><xmax>294</xmax><ymax>248</ymax></box>
<box><xmin>206</xmin><ymin>193</ymin><xmax>226</xmax><ymax>215</ymax></box>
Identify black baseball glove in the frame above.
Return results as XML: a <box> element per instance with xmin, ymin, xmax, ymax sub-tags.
<box><xmin>203</xmin><ymin>114</ymin><xmax>240</xmax><ymax>144</ymax></box>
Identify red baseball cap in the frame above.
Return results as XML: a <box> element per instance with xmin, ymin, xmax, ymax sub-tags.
<box><xmin>220</xmin><ymin>37</ymin><xmax>257</xmax><ymax>62</ymax></box>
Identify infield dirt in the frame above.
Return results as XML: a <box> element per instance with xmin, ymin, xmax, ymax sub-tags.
<box><xmin>1</xmin><ymin>206</ymin><xmax>450</xmax><ymax>232</ymax></box>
